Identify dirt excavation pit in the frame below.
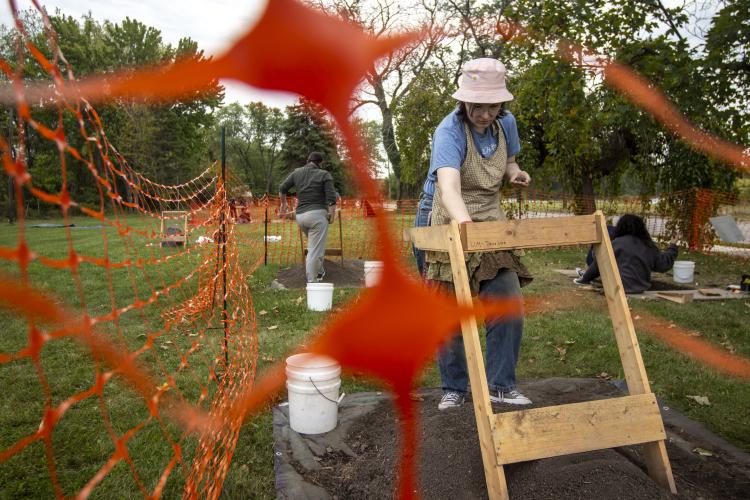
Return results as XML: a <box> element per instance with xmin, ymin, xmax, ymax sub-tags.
<box><xmin>273</xmin><ymin>378</ymin><xmax>750</xmax><ymax>499</ymax></box>
<box><xmin>275</xmin><ymin>259</ymin><xmax>367</xmax><ymax>289</ymax></box>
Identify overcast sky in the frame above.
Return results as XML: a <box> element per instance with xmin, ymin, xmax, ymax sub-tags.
<box><xmin>0</xmin><ymin>0</ymin><xmax>304</xmax><ymax>108</ymax></box>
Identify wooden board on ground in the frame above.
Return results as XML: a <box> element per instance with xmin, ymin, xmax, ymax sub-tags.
<box><xmin>656</xmin><ymin>291</ymin><xmax>694</xmax><ymax>304</ymax></box>
<box><xmin>641</xmin><ymin>288</ymin><xmax>747</xmax><ymax>301</ymax></box>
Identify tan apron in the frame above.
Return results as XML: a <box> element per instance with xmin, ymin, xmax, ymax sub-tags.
<box><xmin>425</xmin><ymin>121</ymin><xmax>532</xmax><ymax>293</ymax></box>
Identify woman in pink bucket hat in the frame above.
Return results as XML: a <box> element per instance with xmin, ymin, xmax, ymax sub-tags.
<box><xmin>414</xmin><ymin>58</ymin><xmax>533</xmax><ymax>410</ymax></box>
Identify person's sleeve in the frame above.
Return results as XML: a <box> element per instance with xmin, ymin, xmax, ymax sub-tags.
<box><xmin>279</xmin><ymin>171</ymin><xmax>295</xmax><ymax>195</ymax></box>
<box><xmin>428</xmin><ymin>125</ymin><xmax>464</xmax><ymax>177</ymax></box>
<box><xmin>502</xmin><ymin>112</ymin><xmax>521</xmax><ymax>157</ymax></box>
<box><xmin>583</xmin><ymin>236</ymin><xmax>622</xmax><ymax>282</ymax></box>
<box><xmin>653</xmin><ymin>244</ymin><xmax>679</xmax><ymax>273</ymax></box>
<box><xmin>323</xmin><ymin>173</ymin><xmax>336</xmax><ymax>206</ymax></box>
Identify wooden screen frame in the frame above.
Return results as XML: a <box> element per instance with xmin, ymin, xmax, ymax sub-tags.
<box><xmin>407</xmin><ymin>212</ymin><xmax>676</xmax><ymax>499</ymax></box>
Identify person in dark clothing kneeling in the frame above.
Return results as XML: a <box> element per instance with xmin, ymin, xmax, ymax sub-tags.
<box><xmin>574</xmin><ymin>214</ymin><xmax>679</xmax><ymax>294</ymax></box>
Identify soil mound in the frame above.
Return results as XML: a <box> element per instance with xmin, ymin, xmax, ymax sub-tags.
<box><xmin>276</xmin><ymin>259</ymin><xmax>365</xmax><ymax>289</ymax></box>
<box><xmin>273</xmin><ymin>379</ymin><xmax>750</xmax><ymax>499</ymax></box>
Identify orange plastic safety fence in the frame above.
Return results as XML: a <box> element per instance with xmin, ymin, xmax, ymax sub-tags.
<box><xmin>1</xmin><ymin>1</ymin><xmax>749</xmax><ymax>500</ymax></box>
<box><xmin>0</xmin><ymin>6</ymin><xmax>262</xmax><ymax>500</ymax></box>
<box><xmin>253</xmin><ymin>189</ymin><xmax>749</xmax><ymax>265</ymax></box>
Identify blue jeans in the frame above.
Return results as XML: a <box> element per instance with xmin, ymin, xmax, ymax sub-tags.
<box><xmin>438</xmin><ymin>268</ymin><xmax>524</xmax><ymax>393</ymax></box>
<box><xmin>413</xmin><ymin>195</ymin><xmax>432</xmax><ymax>276</ymax></box>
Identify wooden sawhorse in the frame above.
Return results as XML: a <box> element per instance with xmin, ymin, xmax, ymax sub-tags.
<box><xmin>407</xmin><ymin>212</ymin><xmax>676</xmax><ymax>499</ymax></box>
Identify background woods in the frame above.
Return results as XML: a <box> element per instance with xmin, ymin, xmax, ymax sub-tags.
<box><xmin>1</xmin><ymin>1</ymin><xmax>748</xmax><ymax>215</ymax></box>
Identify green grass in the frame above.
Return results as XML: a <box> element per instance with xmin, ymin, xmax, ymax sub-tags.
<box><xmin>0</xmin><ymin>217</ymin><xmax>748</xmax><ymax>498</ymax></box>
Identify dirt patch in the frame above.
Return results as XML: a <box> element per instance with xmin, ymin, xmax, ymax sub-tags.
<box><xmin>276</xmin><ymin>259</ymin><xmax>365</xmax><ymax>289</ymax></box>
<box><xmin>274</xmin><ymin>379</ymin><xmax>750</xmax><ymax>499</ymax></box>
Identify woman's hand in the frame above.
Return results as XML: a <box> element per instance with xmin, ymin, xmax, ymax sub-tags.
<box><xmin>505</xmin><ymin>157</ymin><xmax>531</xmax><ymax>188</ymax></box>
<box><xmin>508</xmin><ymin>170</ymin><xmax>531</xmax><ymax>187</ymax></box>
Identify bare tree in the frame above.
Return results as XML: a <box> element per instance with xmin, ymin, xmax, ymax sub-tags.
<box><xmin>308</xmin><ymin>0</ymin><xmax>450</xmax><ymax>199</ymax></box>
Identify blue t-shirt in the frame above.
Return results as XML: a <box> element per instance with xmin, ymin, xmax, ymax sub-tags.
<box><xmin>421</xmin><ymin>110</ymin><xmax>521</xmax><ymax>201</ymax></box>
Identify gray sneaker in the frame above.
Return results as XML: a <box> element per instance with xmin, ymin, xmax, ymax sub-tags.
<box><xmin>490</xmin><ymin>389</ymin><xmax>532</xmax><ymax>405</ymax></box>
<box><xmin>315</xmin><ymin>268</ymin><xmax>326</xmax><ymax>282</ymax></box>
<box><xmin>438</xmin><ymin>391</ymin><xmax>465</xmax><ymax>410</ymax></box>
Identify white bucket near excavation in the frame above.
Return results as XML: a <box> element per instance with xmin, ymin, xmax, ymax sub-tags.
<box><xmin>306</xmin><ymin>282</ymin><xmax>333</xmax><ymax>311</ymax></box>
<box><xmin>285</xmin><ymin>353</ymin><xmax>341</xmax><ymax>434</ymax></box>
<box><xmin>673</xmin><ymin>260</ymin><xmax>695</xmax><ymax>284</ymax></box>
<box><xmin>364</xmin><ymin>260</ymin><xmax>384</xmax><ymax>287</ymax></box>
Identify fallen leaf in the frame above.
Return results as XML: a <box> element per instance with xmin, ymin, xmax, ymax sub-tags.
<box><xmin>531</xmin><ymin>336</ymin><xmax>540</xmax><ymax>341</ymax></box>
<box><xmin>597</xmin><ymin>372</ymin><xmax>612</xmax><ymax>380</ymax></box>
<box><xmin>633</xmin><ymin>315</ymin><xmax>641</xmax><ymax>320</ymax></box>
<box><xmin>686</xmin><ymin>395</ymin><xmax>710</xmax><ymax>406</ymax></box>
<box><xmin>692</xmin><ymin>447</ymin><xmax>714</xmax><ymax>457</ymax></box>
<box><xmin>268</xmin><ymin>325</ymin><xmax>278</xmax><ymax>330</ymax></box>
<box><xmin>261</xmin><ymin>355</ymin><xmax>275</xmax><ymax>362</ymax></box>
<box><xmin>258</xmin><ymin>310</ymin><xmax>268</xmax><ymax>316</ymax></box>
<box><xmin>564</xmin><ymin>339</ymin><xmax>576</xmax><ymax>345</ymax></box>
<box><xmin>554</xmin><ymin>346</ymin><xmax>567</xmax><ymax>361</ymax></box>
<box><xmin>160</xmin><ymin>345</ymin><xmax>170</xmax><ymax>350</ymax></box>
<box><xmin>294</xmin><ymin>297</ymin><xmax>304</xmax><ymax>305</ymax></box>
<box><xmin>721</xmin><ymin>341</ymin><xmax>736</xmax><ymax>354</ymax></box>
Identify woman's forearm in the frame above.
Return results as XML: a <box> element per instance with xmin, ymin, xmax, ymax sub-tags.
<box><xmin>441</xmin><ymin>189</ymin><xmax>471</xmax><ymax>222</ymax></box>
<box><xmin>437</xmin><ymin>168</ymin><xmax>471</xmax><ymax>222</ymax></box>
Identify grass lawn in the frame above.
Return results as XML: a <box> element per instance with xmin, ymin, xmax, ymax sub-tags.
<box><xmin>0</xmin><ymin>217</ymin><xmax>748</xmax><ymax>499</ymax></box>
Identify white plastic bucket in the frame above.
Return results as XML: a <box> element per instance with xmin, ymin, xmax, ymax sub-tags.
<box><xmin>363</xmin><ymin>260</ymin><xmax>384</xmax><ymax>287</ymax></box>
<box><xmin>285</xmin><ymin>353</ymin><xmax>341</xmax><ymax>434</ymax></box>
<box><xmin>306</xmin><ymin>282</ymin><xmax>333</xmax><ymax>311</ymax></box>
<box><xmin>673</xmin><ymin>261</ymin><xmax>695</xmax><ymax>284</ymax></box>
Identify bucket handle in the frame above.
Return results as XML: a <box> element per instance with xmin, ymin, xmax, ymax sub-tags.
<box><xmin>309</xmin><ymin>377</ymin><xmax>344</xmax><ymax>404</ymax></box>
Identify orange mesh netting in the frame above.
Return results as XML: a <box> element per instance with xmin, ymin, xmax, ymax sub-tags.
<box><xmin>254</xmin><ymin>189</ymin><xmax>749</xmax><ymax>265</ymax></box>
<box><xmin>1</xmin><ymin>1</ymin><xmax>749</xmax><ymax>499</ymax></box>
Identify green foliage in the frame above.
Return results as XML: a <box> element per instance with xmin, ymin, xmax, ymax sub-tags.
<box><xmin>704</xmin><ymin>0</ymin><xmax>750</xmax><ymax>148</ymax></box>
<box><xmin>278</xmin><ymin>98</ymin><xmax>350</xmax><ymax>195</ymax></box>
<box><xmin>429</xmin><ymin>0</ymin><xmax>740</xmax><ymax>205</ymax></box>
<box><xmin>395</xmin><ymin>65</ymin><xmax>455</xmax><ymax>187</ymax></box>
<box><xmin>0</xmin><ymin>10</ymin><xmax>222</xmax><ymax>215</ymax></box>
<box><xmin>207</xmin><ymin>102</ymin><xmax>284</xmax><ymax>195</ymax></box>
<box><xmin>497</xmin><ymin>0</ymin><xmax>740</xmax><ymax>205</ymax></box>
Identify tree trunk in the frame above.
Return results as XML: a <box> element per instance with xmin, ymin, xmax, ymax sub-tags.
<box><xmin>6</xmin><ymin>107</ymin><xmax>15</xmax><ymax>223</ymax></box>
<box><xmin>573</xmin><ymin>167</ymin><xmax>597</xmax><ymax>215</ymax></box>
<box><xmin>265</xmin><ymin>157</ymin><xmax>274</xmax><ymax>195</ymax></box>
<box><xmin>373</xmin><ymin>79</ymin><xmax>402</xmax><ymax>200</ymax></box>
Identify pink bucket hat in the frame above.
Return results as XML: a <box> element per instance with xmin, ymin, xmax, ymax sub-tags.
<box><xmin>451</xmin><ymin>58</ymin><xmax>514</xmax><ymax>103</ymax></box>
